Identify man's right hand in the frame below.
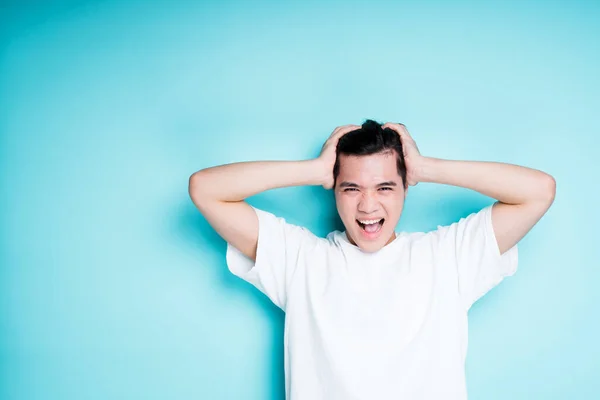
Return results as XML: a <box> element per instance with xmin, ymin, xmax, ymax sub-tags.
<box><xmin>317</xmin><ymin>124</ymin><xmax>361</xmax><ymax>190</ymax></box>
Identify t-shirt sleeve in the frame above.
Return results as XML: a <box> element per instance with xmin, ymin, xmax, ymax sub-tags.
<box><xmin>433</xmin><ymin>204</ymin><xmax>519</xmax><ymax>311</ymax></box>
<box><xmin>225</xmin><ymin>206</ymin><xmax>320</xmax><ymax>311</ymax></box>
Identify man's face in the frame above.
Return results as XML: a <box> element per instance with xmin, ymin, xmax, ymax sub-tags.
<box><xmin>334</xmin><ymin>151</ymin><xmax>407</xmax><ymax>253</ymax></box>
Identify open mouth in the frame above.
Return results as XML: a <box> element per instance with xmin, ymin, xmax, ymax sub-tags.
<box><xmin>356</xmin><ymin>218</ymin><xmax>385</xmax><ymax>234</ymax></box>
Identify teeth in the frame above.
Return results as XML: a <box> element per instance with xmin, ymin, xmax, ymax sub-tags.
<box><xmin>358</xmin><ymin>218</ymin><xmax>382</xmax><ymax>225</ymax></box>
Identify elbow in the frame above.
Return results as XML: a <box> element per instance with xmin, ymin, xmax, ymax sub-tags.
<box><xmin>188</xmin><ymin>172</ymin><xmax>207</xmax><ymax>204</ymax></box>
<box><xmin>540</xmin><ymin>174</ymin><xmax>556</xmax><ymax>205</ymax></box>
<box><xmin>546</xmin><ymin>174</ymin><xmax>556</xmax><ymax>202</ymax></box>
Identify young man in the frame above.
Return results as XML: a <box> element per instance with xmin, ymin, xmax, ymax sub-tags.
<box><xmin>188</xmin><ymin>119</ymin><xmax>555</xmax><ymax>400</ymax></box>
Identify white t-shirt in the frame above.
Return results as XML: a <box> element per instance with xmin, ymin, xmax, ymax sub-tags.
<box><xmin>226</xmin><ymin>204</ymin><xmax>518</xmax><ymax>400</ymax></box>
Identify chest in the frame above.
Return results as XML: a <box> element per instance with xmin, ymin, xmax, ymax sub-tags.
<box><xmin>294</xmin><ymin>253</ymin><xmax>434</xmax><ymax>352</ymax></box>
<box><xmin>282</xmin><ymin>245</ymin><xmax>468</xmax><ymax>398</ymax></box>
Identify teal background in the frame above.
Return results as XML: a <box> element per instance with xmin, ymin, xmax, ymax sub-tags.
<box><xmin>1</xmin><ymin>0</ymin><xmax>597</xmax><ymax>399</ymax></box>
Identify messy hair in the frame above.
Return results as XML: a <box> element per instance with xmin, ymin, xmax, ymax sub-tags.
<box><xmin>333</xmin><ymin>119</ymin><xmax>408</xmax><ymax>190</ymax></box>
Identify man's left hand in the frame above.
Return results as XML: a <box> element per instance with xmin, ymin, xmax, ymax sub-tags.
<box><xmin>382</xmin><ymin>122</ymin><xmax>426</xmax><ymax>187</ymax></box>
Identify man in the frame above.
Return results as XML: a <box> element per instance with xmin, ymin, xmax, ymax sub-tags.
<box><xmin>188</xmin><ymin>119</ymin><xmax>555</xmax><ymax>400</ymax></box>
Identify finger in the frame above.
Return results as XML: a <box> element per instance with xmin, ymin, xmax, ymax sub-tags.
<box><xmin>384</xmin><ymin>123</ymin><xmax>412</xmax><ymax>141</ymax></box>
<box><xmin>331</xmin><ymin>124</ymin><xmax>360</xmax><ymax>141</ymax></box>
<box><xmin>383</xmin><ymin>123</ymin><xmax>402</xmax><ymax>136</ymax></box>
<box><xmin>328</xmin><ymin>126</ymin><xmax>343</xmax><ymax>139</ymax></box>
<box><xmin>329</xmin><ymin>124</ymin><xmax>357</xmax><ymax>139</ymax></box>
<box><xmin>383</xmin><ymin>122</ymin><xmax>406</xmax><ymax>130</ymax></box>
<box><xmin>399</xmin><ymin>125</ymin><xmax>413</xmax><ymax>140</ymax></box>
<box><xmin>340</xmin><ymin>124</ymin><xmax>360</xmax><ymax>134</ymax></box>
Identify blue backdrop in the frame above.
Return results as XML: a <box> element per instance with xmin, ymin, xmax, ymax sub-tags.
<box><xmin>1</xmin><ymin>0</ymin><xmax>597</xmax><ymax>399</ymax></box>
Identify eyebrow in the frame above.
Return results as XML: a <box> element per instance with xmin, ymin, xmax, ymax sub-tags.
<box><xmin>339</xmin><ymin>181</ymin><xmax>398</xmax><ymax>189</ymax></box>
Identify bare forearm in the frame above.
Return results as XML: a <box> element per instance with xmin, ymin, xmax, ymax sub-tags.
<box><xmin>416</xmin><ymin>157</ymin><xmax>556</xmax><ymax>205</ymax></box>
<box><xmin>189</xmin><ymin>159</ymin><xmax>325</xmax><ymax>203</ymax></box>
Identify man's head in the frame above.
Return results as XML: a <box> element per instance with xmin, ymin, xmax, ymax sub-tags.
<box><xmin>333</xmin><ymin>119</ymin><xmax>408</xmax><ymax>253</ymax></box>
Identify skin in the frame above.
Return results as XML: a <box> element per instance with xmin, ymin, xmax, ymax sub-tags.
<box><xmin>334</xmin><ymin>151</ymin><xmax>407</xmax><ymax>253</ymax></box>
<box><xmin>190</xmin><ymin>121</ymin><xmax>554</xmax><ymax>264</ymax></box>
<box><xmin>317</xmin><ymin>123</ymin><xmax>421</xmax><ymax>253</ymax></box>
<box><xmin>316</xmin><ymin>122</ymin><xmax>555</xmax><ymax>257</ymax></box>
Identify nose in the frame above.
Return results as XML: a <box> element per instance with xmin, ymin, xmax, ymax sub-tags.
<box><xmin>357</xmin><ymin>192</ymin><xmax>380</xmax><ymax>214</ymax></box>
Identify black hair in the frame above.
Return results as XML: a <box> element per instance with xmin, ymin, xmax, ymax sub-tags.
<box><xmin>333</xmin><ymin>118</ymin><xmax>408</xmax><ymax>190</ymax></box>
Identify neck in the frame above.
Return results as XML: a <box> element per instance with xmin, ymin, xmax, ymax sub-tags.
<box><xmin>347</xmin><ymin>231</ymin><xmax>396</xmax><ymax>247</ymax></box>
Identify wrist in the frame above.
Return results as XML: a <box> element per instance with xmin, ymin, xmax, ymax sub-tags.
<box><xmin>304</xmin><ymin>158</ymin><xmax>330</xmax><ymax>186</ymax></box>
<box><xmin>414</xmin><ymin>156</ymin><xmax>441</xmax><ymax>183</ymax></box>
